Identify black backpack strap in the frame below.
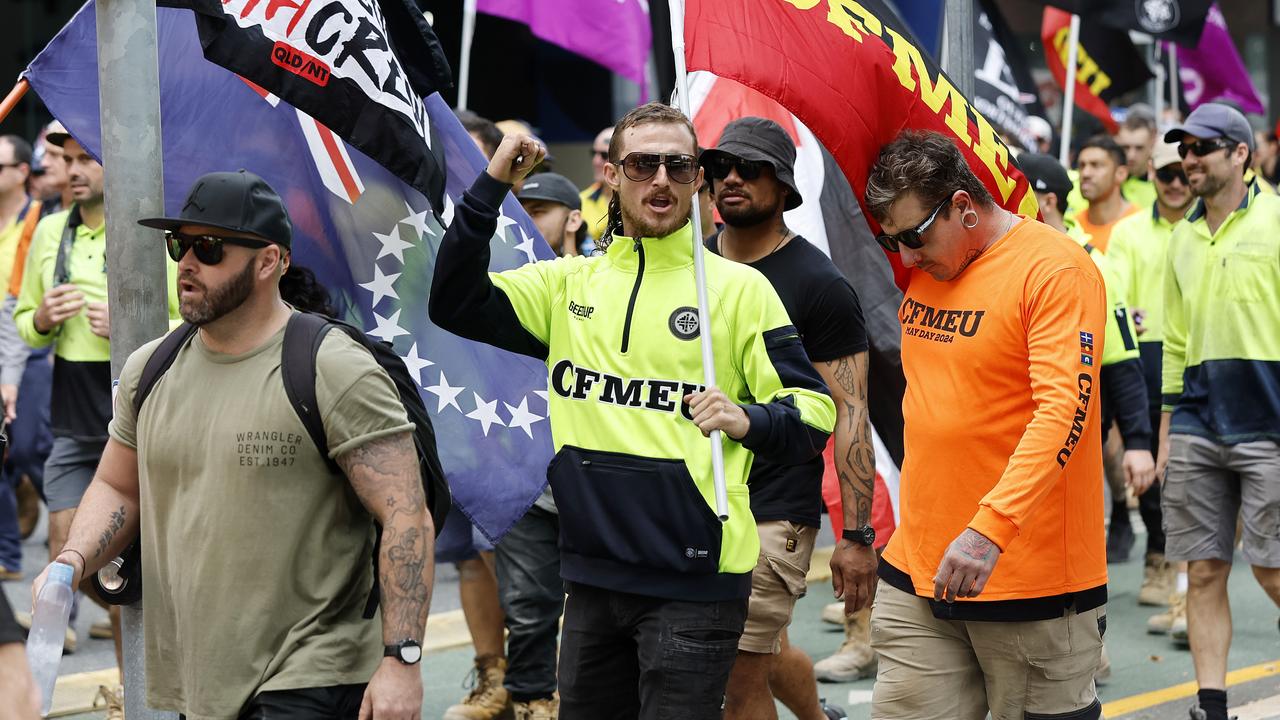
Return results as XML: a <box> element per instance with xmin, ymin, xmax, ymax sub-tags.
<box><xmin>133</xmin><ymin>323</ymin><xmax>199</xmax><ymax>417</ymax></box>
<box><xmin>280</xmin><ymin>311</ymin><xmax>337</xmax><ymax>468</ymax></box>
<box><xmin>53</xmin><ymin>204</ymin><xmax>82</xmax><ymax>286</ymax></box>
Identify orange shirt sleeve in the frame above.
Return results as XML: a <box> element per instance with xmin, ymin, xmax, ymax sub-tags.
<box><xmin>968</xmin><ymin>264</ymin><xmax>1106</xmax><ymax>550</ymax></box>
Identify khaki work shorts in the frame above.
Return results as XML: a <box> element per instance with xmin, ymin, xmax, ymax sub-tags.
<box><xmin>738</xmin><ymin>520</ymin><xmax>817</xmax><ymax>654</ymax></box>
<box><xmin>1163</xmin><ymin>434</ymin><xmax>1280</xmax><ymax>567</ymax></box>
<box><xmin>870</xmin><ymin>581</ymin><xmax>1104</xmax><ymax>720</ymax></box>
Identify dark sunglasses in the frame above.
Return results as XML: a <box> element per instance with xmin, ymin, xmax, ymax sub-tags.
<box><xmin>703</xmin><ymin>155</ymin><xmax>767</xmax><ymax>182</ymax></box>
<box><xmin>1177</xmin><ymin>139</ymin><xmax>1236</xmax><ymax>159</ymax></box>
<box><xmin>875</xmin><ymin>195</ymin><xmax>953</xmax><ymax>253</ymax></box>
<box><xmin>1154</xmin><ymin>166</ymin><xmax>1188</xmax><ymax>185</ymax></box>
<box><xmin>165</xmin><ymin>230</ymin><xmax>270</xmax><ymax>265</ymax></box>
<box><xmin>616</xmin><ymin>153</ymin><xmax>699</xmax><ymax>184</ymax></box>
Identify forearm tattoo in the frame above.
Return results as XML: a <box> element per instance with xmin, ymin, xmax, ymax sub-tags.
<box><xmin>339</xmin><ymin>433</ymin><xmax>434</xmax><ymax>641</ymax></box>
<box><xmin>824</xmin><ymin>353</ymin><xmax>875</xmax><ymax>527</ymax></box>
<box><xmin>94</xmin><ymin>505</ymin><xmax>127</xmax><ymax>560</ymax></box>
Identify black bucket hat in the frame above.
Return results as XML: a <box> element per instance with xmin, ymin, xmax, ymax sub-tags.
<box><xmin>700</xmin><ymin>117</ymin><xmax>803</xmax><ymax>210</ymax></box>
<box><xmin>137</xmin><ymin>169</ymin><xmax>293</xmax><ymax>248</ymax></box>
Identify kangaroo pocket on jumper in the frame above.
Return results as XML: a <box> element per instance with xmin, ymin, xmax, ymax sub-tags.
<box><xmin>549</xmin><ymin>445</ymin><xmax>722</xmax><ymax>575</ymax></box>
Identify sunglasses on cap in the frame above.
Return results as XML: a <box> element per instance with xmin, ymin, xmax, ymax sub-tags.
<box><xmin>165</xmin><ymin>230</ymin><xmax>271</xmax><ymax>265</ymax></box>
<box><xmin>615</xmin><ymin>153</ymin><xmax>699</xmax><ymax>184</ymax></box>
<box><xmin>1177</xmin><ymin>138</ymin><xmax>1236</xmax><ymax>159</ymax></box>
<box><xmin>875</xmin><ymin>195</ymin><xmax>952</xmax><ymax>253</ymax></box>
<box><xmin>1154</xmin><ymin>166</ymin><xmax>1188</xmax><ymax>185</ymax></box>
<box><xmin>703</xmin><ymin>155</ymin><xmax>768</xmax><ymax>182</ymax></box>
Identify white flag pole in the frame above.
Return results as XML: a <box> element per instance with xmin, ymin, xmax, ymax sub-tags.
<box><xmin>1168</xmin><ymin>44</ymin><xmax>1180</xmax><ymax>118</ymax></box>
<box><xmin>667</xmin><ymin>0</ymin><xmax>729</xmax><ymax>522</ymax></box>
<box><xmin>457</xmin><ymin>0</ymin><xmax>477</xmax><ymax>110</ymax></box>
<box><xmin>1059</xmin><ymin>13</ymin><xmax>1081</xmax><ymax>167</ymax></box>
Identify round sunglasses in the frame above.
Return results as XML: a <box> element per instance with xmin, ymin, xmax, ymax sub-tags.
<box><xmin>165</xmin><ymin>230</ymin><xmax>271</xmax><ymax>265</ymax></box>
<box><xmin>875</xmin><ymin>195</ymin><xmax>953</xmax><ymax>253</ymax></box>
<box><xmin>615</xmin><ymin>152</ymin><xmax>699</xmax><ymax>184</ymax></box>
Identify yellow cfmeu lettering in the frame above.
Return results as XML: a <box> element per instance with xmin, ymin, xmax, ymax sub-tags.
<box><xmin>885</xmin><ymin>27</ymin><xmax>970</xmax><ymax>144</ymax></box>
<box><xmin>1052</xmin><ymin>26</ymin><xmax>1112</xmax><ymax>97</ymax></box>
<box><xmin>823</xmin><ymin>0</ymin><xmax>883</xmax><ymax>42</ymax></box>
<box><xmin>781</xmin><ymin>0</ymin><xmax>821</xmax><ymax>9</ymax></box>
<box><xmin>971</xmin><ymin>111</ymin><xmax>1016</xmax><ymax>202</ymax></box>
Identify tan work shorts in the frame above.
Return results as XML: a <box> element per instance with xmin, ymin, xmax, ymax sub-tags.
<box><xmin>870</xmin><ymin>581</ymin><xmax>1104</xmax><ymax>720</ymax></box>
<box><xmin>738</xmin><ymin>520</ymin><xmax>817</xmax><ymax>654</ymax></box>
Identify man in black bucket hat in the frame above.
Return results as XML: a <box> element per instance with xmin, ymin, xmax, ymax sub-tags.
<box><xmin>703</xmin><ymin>118</ymin><xmax>872</xmax><ymax>720</ymax></box>
<box><xmin>34</xmin><ymin>170</ymin><xmax>435</xmax><ymax>720</ymax></box>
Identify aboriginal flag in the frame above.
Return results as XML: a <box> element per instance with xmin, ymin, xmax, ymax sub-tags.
<box><xmin>159</xmin><ymin>0</ymin><xmax>453</xmax><ymax>211</ymax></box>
<box><xmin>683</xmin><ymin>0</ymin><xmax>1041</xmax><ymax>247</ymax></box>
<box><xmin>1041</xmin><ymin>7</ymin><xmax>1154</xmax><ymax>134</ymax></box>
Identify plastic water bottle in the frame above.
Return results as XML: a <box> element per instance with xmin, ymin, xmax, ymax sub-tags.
<box><xmin>26</xmin><ymin>562</ymin><xmax>75</xmax><ymax>716</ymax></box>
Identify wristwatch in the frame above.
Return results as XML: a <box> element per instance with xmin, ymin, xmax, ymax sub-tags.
<box><xmin>384</xmin><ymin>639</ymin><xmax>423</xmax><ymax>665</ymax></box>
<box><xmin>842</xmin><ymin>525</ymin><xmax>876</xmax><ymax>547</ymax></box>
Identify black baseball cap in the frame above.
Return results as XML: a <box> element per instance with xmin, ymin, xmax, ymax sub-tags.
<box><xmin>516</xmin><ymin>173</ymin><xmax>581</xmax><ymax>211</ymax></box>
<box><xmin>1016</xmin><ymin>152</ymin><xmax>1073</xmax><ymax>198</ymax></box>
<box><xmin>138</xmin><ymin>170</ymin><xmax>293</xmax><ymax>248</ymax></box>
<box><xmin>1164</xmin><ymin>103</ymin><xmax>1255</xmax><ymax>152</ymax></box>
<box><xmin>700</xmin><ymin>117</ymin><xmax>803</xmax><ymax>210</ymax></box>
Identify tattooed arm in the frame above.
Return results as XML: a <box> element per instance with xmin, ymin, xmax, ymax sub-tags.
<box><xmin>814</xmin><ymin>351</ymin><xmax>878</xmax><ymax>615</ymax></box>
<box><xmin>34</xmin><ymin>439</ymin><xmax>140</xmax><ymax>601</ymax></box>
<box><xmin>339</xmin><ymin>431</ymin><xmax>433</xmax><ymax>720</ymax></box>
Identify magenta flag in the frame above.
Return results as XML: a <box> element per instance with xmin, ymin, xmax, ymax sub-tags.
<box><xmin>1167</xmin><ymin>4</ymin><xmax>1263</xmax><ymax>115</ymax></box>
<box><xmin>477</xmin><ymin>0</ymin><xmax>651</xmax><ymax>92</ymax></box>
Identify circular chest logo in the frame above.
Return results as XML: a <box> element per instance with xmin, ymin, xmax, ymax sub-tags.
<box><xmin>669</xmin><ymin>307</ymin><xmax>700</xmax><ymax>340</ymax></box>
<box><xmin>1135</xmin><ymin>0</ymin><xmax>1179</xmax><ymax>33</ymax></box>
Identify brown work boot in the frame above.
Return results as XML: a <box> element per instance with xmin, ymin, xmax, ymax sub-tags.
<box><xmin>512</xmin><ymin>695</ymin><xmax>558</xmax><ymax>720</ymax></box>
<box><xmin>443</xmin><ymin>655</ymin><xmax>513</xmax><ymax>720</ymax></box>
<box><xmin>17</xmin><ymin>475</ymin><xmax>39</xmax><ymax>539</ymax></box>
<box><xmin>1138</xmin><ymin>553</ymin><xmax>1174</xmax><ymax>606</ymax></box>
<box><xmin>821</xmin><ymin>601</ymin><xmax>845</xmax><ymax>626</ymax></box>
<box><xmin>93</xmin><ymin>683</ymin><xmax>125</xmax><ymax>720</ymax></box>
<box><xmin>1148</xmin><ymin>591</ymin><xmax>1185</xmax><ymax>634</ymax></box>
<box><xmin>814</xmin><ymin>607</ymin><xmax>876</xmax><ymax>682</ymax></box>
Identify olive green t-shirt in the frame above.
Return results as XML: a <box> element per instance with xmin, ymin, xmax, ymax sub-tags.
<box><xmin>109</xmin><ymin>319</ymin><xmax>413</xmax><ymax>719</ymax></box>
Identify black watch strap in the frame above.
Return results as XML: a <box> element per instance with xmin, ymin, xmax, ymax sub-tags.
<box><xmin>384</xmin><ymin>639</ymin><xmax>423</xmax><ymax>665</ymax></box>
<box><xmin>842</xmin><ymin>525</ymin><xmax>876</xmax><ymax>547</ymax></box>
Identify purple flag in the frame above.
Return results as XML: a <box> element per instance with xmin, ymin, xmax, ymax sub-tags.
<box><xmin>1166</xmin><ymin>4</ymin><xmax>1263</xmax><ymax>115</ymax></box>
<box><xmin>477</xmin><ymin>0</ymin><xmax>650</xmax><ymax>92</ymax></box>
<box><xmin>24</xmin><ymin>3</ymin><xmax>555</xmax><ymax>542</ymax></box>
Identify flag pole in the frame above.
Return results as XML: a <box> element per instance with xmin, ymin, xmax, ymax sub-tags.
<box><xmin>0</xmin><ymin>79</ymin><xmax>28</xmax><ymax>125</ymax></box>
<box><xmin>1058</xmin><ymin>13</ymin><xmax>1081</xmax><ymax>168</ymax></box>
<box><xmin>667</xmin><ymin>0</ymin><xmax>729</xmax><ymax>522</ymax></box>
<box><xmin>457</xmin><ymin>0</ymin><xmax>477</xmax><ymax>110</ymax></box>
<box><xmin>1153</xmin><ymin>43</ymin><xmax>1165</xmax><ymax>131</ymax></box>
<box><xmin>1168</xmin><ymin>44</ymin><xmax>1179</xmax><ymax>119</ymax></box>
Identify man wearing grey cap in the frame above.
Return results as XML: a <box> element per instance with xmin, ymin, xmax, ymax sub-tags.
<box><xmin>703</xmin><ymin>117</ymin><xmax>870</xmax><ymax>720</ymax></box>
<box><xmin>516</xmin><ymin>172</ymin><xmax>589</xmax><ymax>258</ymax></box>
<box><xmin>36</xmin><ymin>170</ymin><xmax>435</xmax><ymax>720</ymax></box>
<box><xmin>1159</xmin><ymin>102</ymin><xmax>1280</xmax><ymax>720</ymax></box>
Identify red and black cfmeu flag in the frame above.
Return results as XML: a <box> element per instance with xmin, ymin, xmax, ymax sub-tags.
<box><xmin>160</xmin><ymin>0</ymin><xmax>453</xmax><ymax>211</ymax></box>
<box><xmin>684</xmin><ymin>0</ymin><xmax>1041</xmax><ymax>260</ymax></box>
<box><xmin>1041</xmin><ymin>7</ymin><xmax>1154</xmax><ymax>134</ymax></box>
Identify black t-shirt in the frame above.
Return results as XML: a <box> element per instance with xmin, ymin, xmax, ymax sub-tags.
<box><xmin>708</xmin><ymin>234</ymin><xmax>868</xmax><ymax>526</ymax></box>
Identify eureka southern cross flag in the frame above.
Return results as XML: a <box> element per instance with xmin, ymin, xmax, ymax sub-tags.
<box><xmin>25</xmin><ymin>3</ymin><xmax>555</xmax><ymax>542</ymax></box>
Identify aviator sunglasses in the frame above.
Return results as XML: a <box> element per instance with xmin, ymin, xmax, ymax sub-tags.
<box><xmin>1177</xmin><ymin>138</ymin><xmax>1236</xmax><ymax>159</ymax></box>
<box><xmin>702</xmin><ymin>155</ymin><xmax>768</xmax><ymax>182</ymax></box>
<box><xmin>615</xmin><ymin>152</ymin><xmax>699</xmax><ymax>184</ymax></box>
<box><xmin>165</xmin><ymin>230</ymin><xmax>270</xmax><ymax>265</ymax></box>
<box><xmin>875</xmin><ymin>195</ymin><xmax>953</xmax><ymax>253</ymax></box>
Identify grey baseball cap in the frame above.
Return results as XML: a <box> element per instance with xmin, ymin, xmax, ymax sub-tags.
<box><xmin>1164</xmin><ymin>103</ymin><xmax>1255</xmax><ymax>152</ymax></box>
<box><xmin>138</xmin><ymin>170</ymin><xmax>293</xmax><ymax>248</ymax></box>
<box><xmin>516</xmin><ymin>173</ymin><xmax>581</xmax><ymax>211</ymax></box>
<box><xmin>700</xmin><ymin>117</ymin><xmax>803</xmax><ymax>210</ymax></box>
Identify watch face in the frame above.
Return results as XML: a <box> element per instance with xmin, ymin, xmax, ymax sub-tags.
<box><xmin>400</xmin><ymin>644</ymin><xmax>423</xmax><ymax>664</ymax></box>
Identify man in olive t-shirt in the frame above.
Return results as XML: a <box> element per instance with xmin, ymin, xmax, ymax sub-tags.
<box><xmin>33</xmin><ymin>171</ymin><xmax>435</xmax><ymax>720</ymax></box>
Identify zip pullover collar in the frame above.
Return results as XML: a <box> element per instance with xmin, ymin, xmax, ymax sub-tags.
<box><xmin>606</xmin><ymin>221</ymin><xmax>696</xmax><ymax>273</ymax></box>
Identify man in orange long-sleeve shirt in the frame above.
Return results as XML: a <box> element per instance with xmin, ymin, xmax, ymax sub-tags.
<box><xmin>863</xmin><ymin>131</ymin><xmax>1108</xmax><ymax>720</ymax></box>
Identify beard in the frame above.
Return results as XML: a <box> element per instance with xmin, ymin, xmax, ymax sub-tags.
<box><xmin>1191</xmin><ymin>171</ymin><xmax>1228</xmax><ymax>198</ymax></box>
<box><xmin>179</xmin><ymin>258</ymin><xmax>257</xmax><ymax>326</ymax></box>
<box><xmin>619</xmin><ymin>190</ymin><xmax>689</xmax><ymax>239</ymax></box>
<box><xmin>718</xmin><ymin>192</ymin><xmax>783</xmax><ymax>228</ymax></box>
